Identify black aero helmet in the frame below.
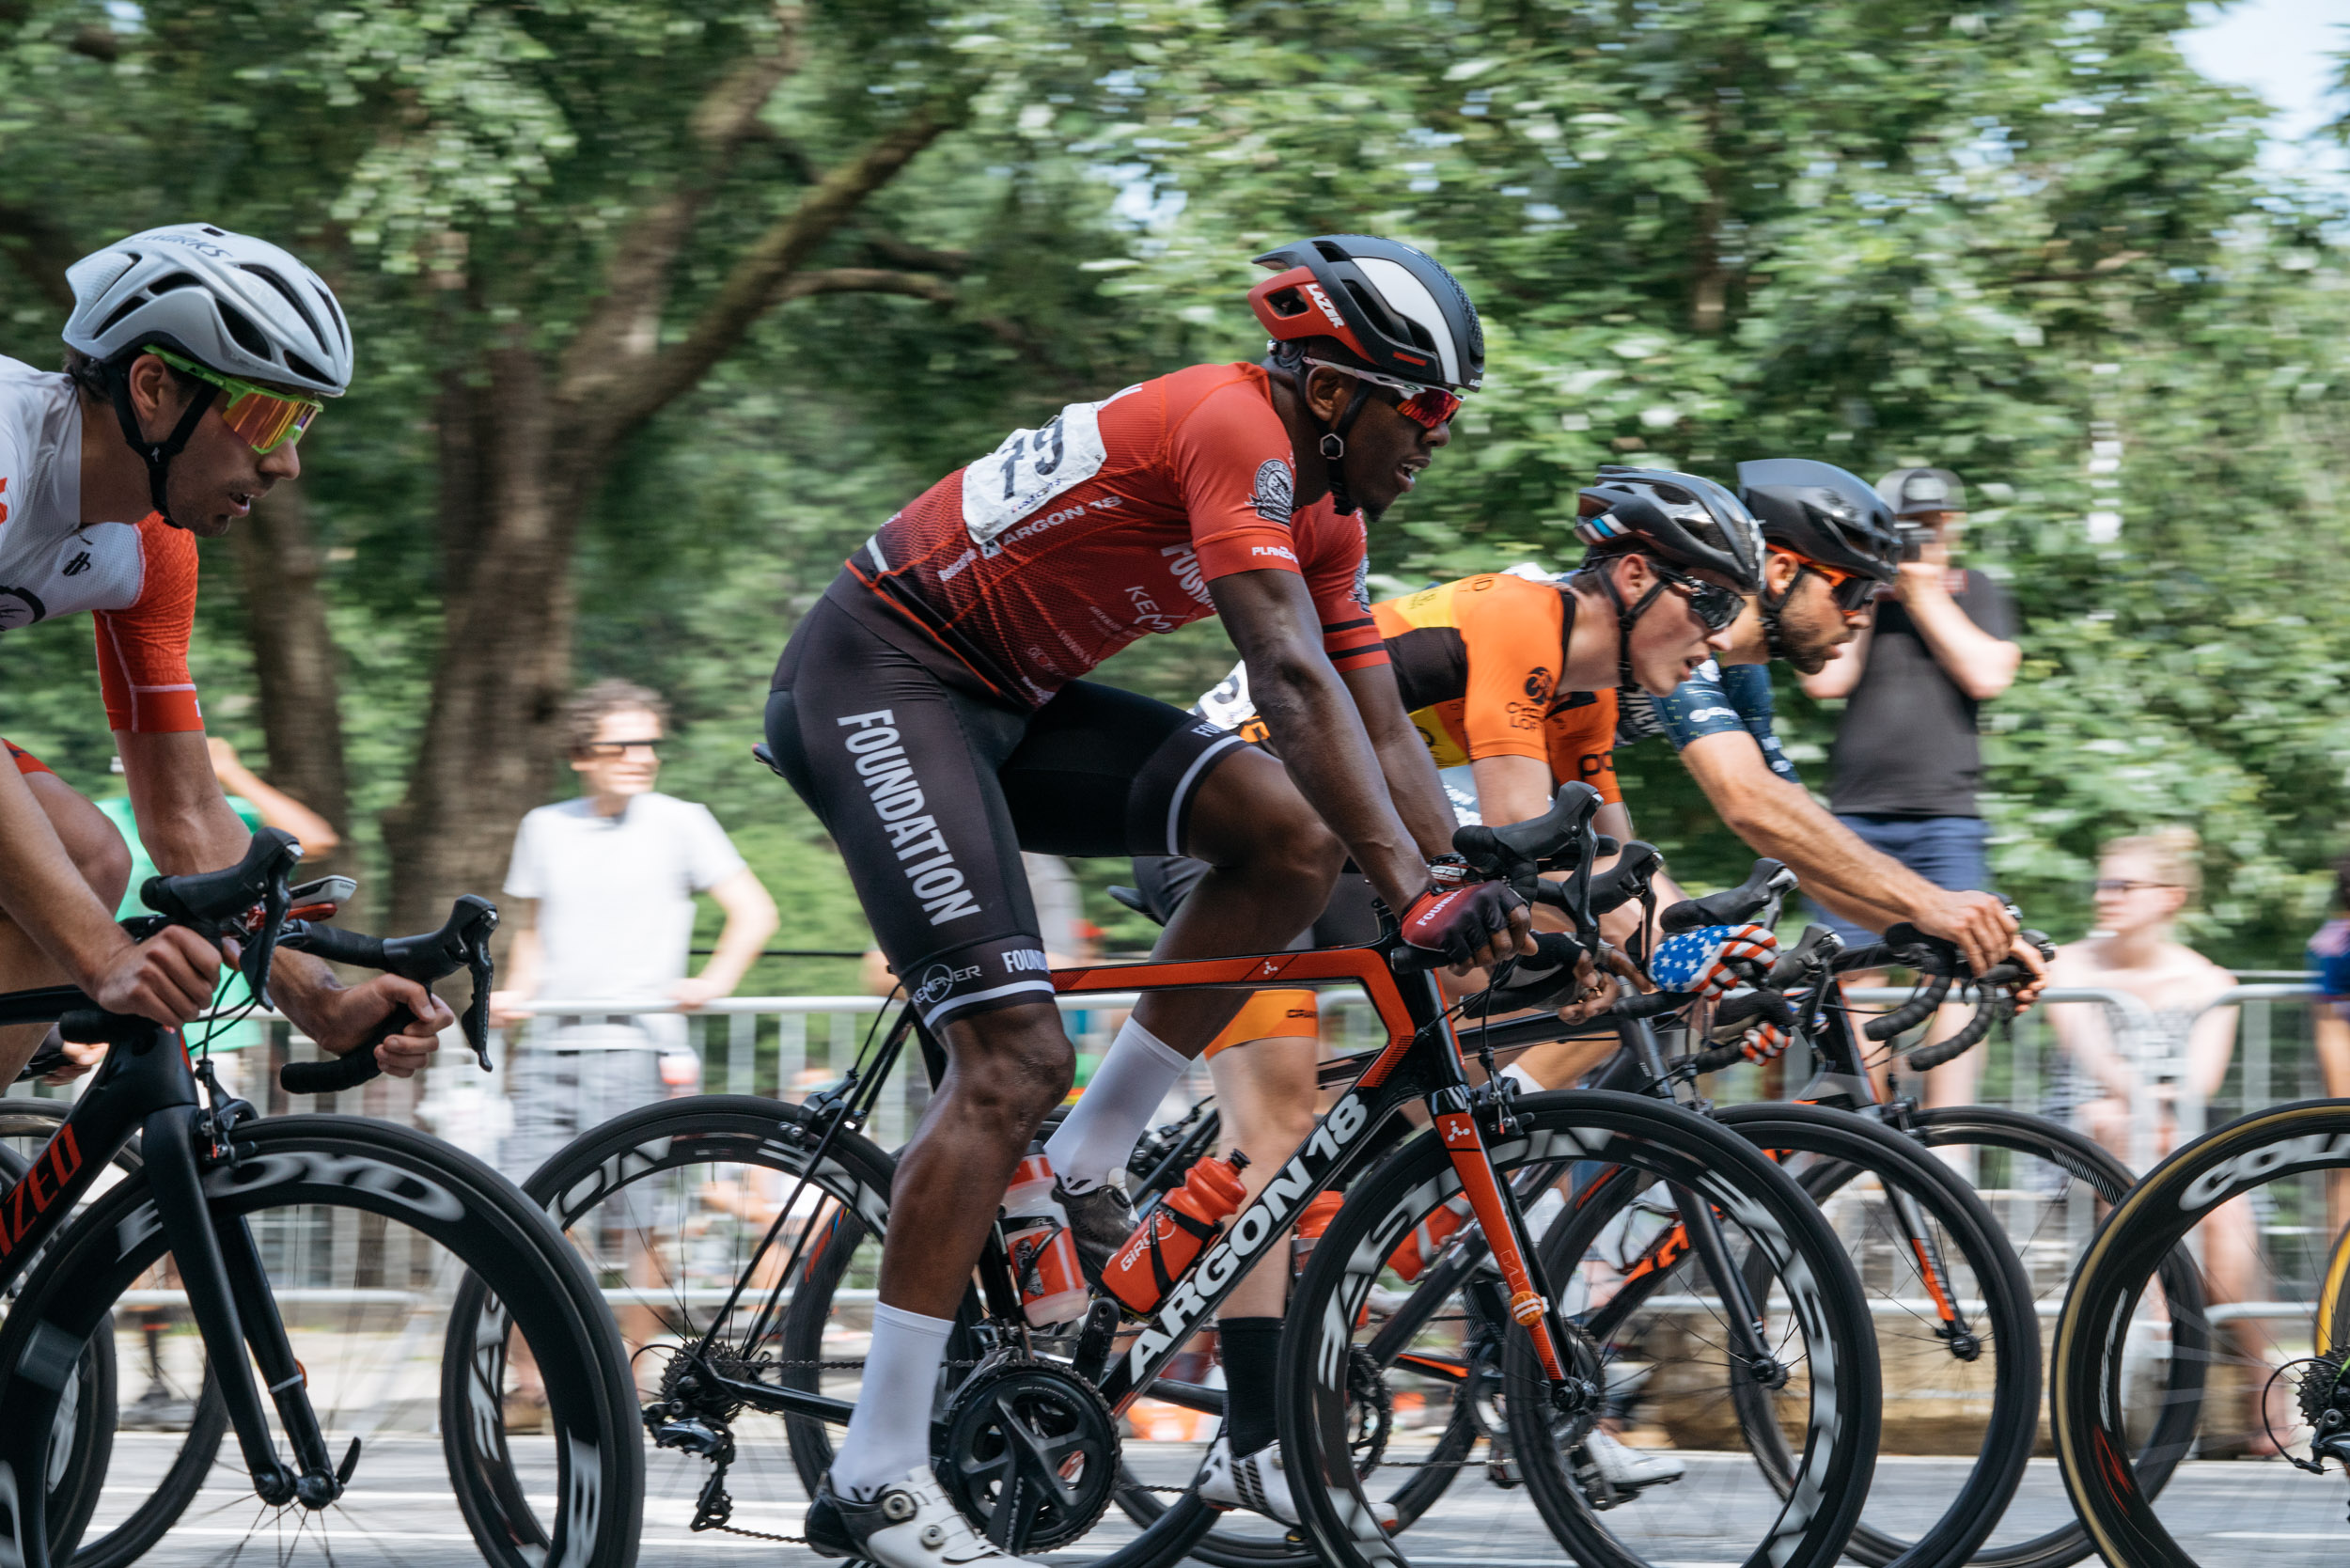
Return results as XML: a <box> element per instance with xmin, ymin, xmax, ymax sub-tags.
<box><xmin>1574</xmin><ymin>466</ymin><xmax>1764</xmax><ymax>592</ymax></box>
<box><xmin>1250</xmin><ymin>234</ymin><xmax>1483</xmax><ymax>393</ymax></box>
<box><xmin>1737</xmin><ymin>459</ymin><xmax>1900</xmax><ymax>582</ymax></box>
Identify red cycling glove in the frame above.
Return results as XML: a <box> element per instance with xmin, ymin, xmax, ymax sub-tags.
<box><xmin>1400</xmin><ymin>877</ymin><xmax>1527</xmax><ymax>967</ymax></box>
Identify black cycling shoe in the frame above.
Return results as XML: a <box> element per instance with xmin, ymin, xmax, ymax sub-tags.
<box><xmin>1053</xmin><ymin>1176</ymin><xmax>1137</xmax><ymax>1284</ymax></box>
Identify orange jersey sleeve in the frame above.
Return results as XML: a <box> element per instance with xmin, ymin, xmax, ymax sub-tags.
<box><xmin>1544</xmin><ymin>689</ymin><xmax>1622</xmax><ymax>804</ymax></box>
<box><xmin>1164</xmin><ymin>371</ymin><xmax>1309</xmax><ymax>582</ymax></box>
<box><xmin>1450</xmin><ymin>574</ymin><xmax>1569</xmax><ymax>763</ymax></box>
<box><xmin>93</xmin><ymin>513</ymin><xmax>201</xmax><ymax>733</ymax></box>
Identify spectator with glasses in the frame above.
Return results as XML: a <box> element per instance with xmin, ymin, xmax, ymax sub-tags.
<box><xmin>490</xmin><ymin>678</ymin><xmax>777</xmax><ymax>1173</ymax></box>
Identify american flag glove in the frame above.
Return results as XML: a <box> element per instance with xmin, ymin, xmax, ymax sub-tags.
<box><xmin>1648</xmin><ymin>923</ymin><xmax>1778</xmax><ymax>1001</ymax></box>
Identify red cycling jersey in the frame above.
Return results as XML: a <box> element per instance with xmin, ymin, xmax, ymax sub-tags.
<box><xmin>837</xmin><ymin>362</ymin><xmax>1387</xmax><ymax>708</ymax></box>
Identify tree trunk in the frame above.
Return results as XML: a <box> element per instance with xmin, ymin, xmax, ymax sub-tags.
<box><xmin>229</xmin><ymin>482</ymin><xmax>354</xmax><ymax>878</ymax></box>
<box><xmin>381</xmin><ymin>343</ymin><xmax>592</xmax><ymax>930</ymax></box>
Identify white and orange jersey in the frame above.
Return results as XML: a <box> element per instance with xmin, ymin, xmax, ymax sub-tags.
<box><xmin>0</xmin><ymin>355</ymin><xmax>201</xmax><ymax>733</ymax></box>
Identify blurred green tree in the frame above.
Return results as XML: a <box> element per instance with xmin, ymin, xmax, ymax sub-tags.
<box><xmin>0</xmin><ymin>0</ymin><xmax>2344</xmax><ymax>968</ymax></box>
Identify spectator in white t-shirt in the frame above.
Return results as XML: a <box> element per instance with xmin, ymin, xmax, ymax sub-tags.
<box><xmin>490</xmin><ymin>679</ymin><xmax>777</xmax><ymax>1176</ymax></box>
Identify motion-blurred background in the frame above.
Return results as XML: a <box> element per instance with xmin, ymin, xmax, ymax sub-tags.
<box><xmin>1</xmin><ymin>0</ymin><xmax>2345</xmax><ymax>977</ymax></box>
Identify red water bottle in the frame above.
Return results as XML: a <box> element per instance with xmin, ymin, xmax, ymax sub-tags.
<box><xmin>1386</xmin><ymin>1195</ymin><xmax>1473</xmax><ymax>1281</ymax></box>
<box><xmin>1292</xmin><ymin>1191</ymin><xmax>1344</xmax><ymax>1276</ymax></box>
<box><xmin>1002</xmin><ymin>1148</ymin><xmax>1088</xmax><ymax>1327</ymax></box>
<box><xmin>1103</xmin><ymin>1152</ymin><xmax>1251</xmax><ymax>1314</ymax></box>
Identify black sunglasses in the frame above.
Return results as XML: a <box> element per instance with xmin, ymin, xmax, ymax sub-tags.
<box><xmin>1802</xmin><ymin>560</ymin><xmax>1883</xmax><ymax>615</ymax></box>
<box><xmin>579</xmin><ymin>738</ymin><xmax>661</xmax><ymax>759</ymax></box>
<box><xmin>1650</xmin><ymin>563</ymin><xmax>1745</xmax><ymax>634</ymax></box>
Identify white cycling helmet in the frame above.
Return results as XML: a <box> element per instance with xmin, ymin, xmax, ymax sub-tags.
<box><xmin>61</xmin><ymin>225</ymin><xmax>351</xmax><ymax>527</ymax></box>
<box><xmin>64</xmin><ymin>223</ymin><xmax>352</xmax><ymax>396</ymax></box>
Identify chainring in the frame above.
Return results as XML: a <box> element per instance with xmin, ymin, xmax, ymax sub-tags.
<box><xmin>937</xmin><ymin>1357</ymin><xmax>1120</xmax><ymax>1553</ymax></box>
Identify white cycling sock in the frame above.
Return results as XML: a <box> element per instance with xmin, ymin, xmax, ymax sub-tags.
<box><xmin>1044</xmin><ymin>1017</ymin><xmax>1187</xmax><ymax>1192</ymax></box>
<box><xmin>1500</xmin><ymin>1061</ymin><xmax>1543</xmax><ymax>1094</ymax></box>
<box><xmin>828</xmin><ymin>1302</ymin><xmax>952</xmax><ymax>1498</ymax></box>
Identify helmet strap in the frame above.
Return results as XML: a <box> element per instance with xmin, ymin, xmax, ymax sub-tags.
<box><xmin>1316</xmin><ymin>381</ymin><xmax>1375</xmax><ymax>516</ymax></box>
<box><xmin>1594</xmin><ymin>555</ymin><xmax>1669</xmax><ymax>691</ymax></box>
<box><xmin>1758</xmin><ymin>558</ymin><xmax>1800</xmax><ymax>663</ymax></box>
<box><xmin>104</xmin><ymin>359</ymin><xmax>216</xmax><ymax>531</ymax></box>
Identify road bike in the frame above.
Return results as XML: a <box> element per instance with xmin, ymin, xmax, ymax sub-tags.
<box><xmin>0</xmin><ymin>828</ymin><xmax>644</xmax><ymax>1568</ymax></box>
<box><xmin>505</xmin><ymin>783</ymin><xmax>1884</xmax><ymax>1568</ymax></box>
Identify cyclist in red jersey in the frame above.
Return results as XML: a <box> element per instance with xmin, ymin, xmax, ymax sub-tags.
<box><xmin>766</xmin><ymin>234</ymin><xmax>1534</xmax><ymax>1563</ymax></box>
<box><xmin>0</xmin><ymin>225</ymin><xmax>453</xmax><ymax>1087</ymax></box>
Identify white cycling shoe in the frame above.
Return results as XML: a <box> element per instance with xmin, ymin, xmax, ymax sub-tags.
<box><xmin>806</xmin><ymin>1466</ymin><xmax>1049</xmax><ymax>1568</ymax></box>
<box><xmin>1199</xmin><ymin>1435</ymin><xmax>1398</xmax><ymax>1534</ymax></box>
<box><xmin>1583</xmin><ymin>1428</ymin><xmax>1684</xmax><ymax>1489</ymax></box>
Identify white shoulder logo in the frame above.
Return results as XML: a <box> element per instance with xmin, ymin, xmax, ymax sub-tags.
<box><xmin>1249</xmin><ymin>459</ymin><xmax>1294</xmax><ymax>525</ymax></box>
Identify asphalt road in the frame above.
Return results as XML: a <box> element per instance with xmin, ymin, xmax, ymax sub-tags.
<box><xmin>82</xmin><ymin>1435</ymin><xmax>2350</xmax><ymax>1567</ymax></box>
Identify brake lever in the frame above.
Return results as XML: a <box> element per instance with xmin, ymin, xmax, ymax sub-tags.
<box><xmin>460</xmin><ymin>904</ymin><xmax>498</xmax><ymax>1070</ymax></box>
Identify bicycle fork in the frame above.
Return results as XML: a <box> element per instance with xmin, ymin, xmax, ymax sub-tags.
<box><xmin>143</xmin><ymin>1104</ymin><xmax>348</xmax><ymax>1508</ymax></box>
<box><xmin>1426</xmin><ymin>1087</ymin><xmax>1595</xmax><ymax>1407</ymax></box>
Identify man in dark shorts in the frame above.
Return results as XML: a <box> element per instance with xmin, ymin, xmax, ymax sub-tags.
<box><xmin>763</xmin><ymin>234</ymin><xmax>1532</xmax><ymax>1565</ymax></box>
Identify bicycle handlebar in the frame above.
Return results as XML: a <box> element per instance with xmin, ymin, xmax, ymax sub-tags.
<box><xmin>277</xmin><ymin>895</ymin><xmax>499</xmax><ymax>1093</ymax></box>
<box><xmin>1658</xmin><ymin>859</ymin><xmax>1794</xmax><ymax>934</ymax></box>
<box><xmin>95</xmin><ymin>829</ymin><xmax>500</xmax><ymax>1096</ymax></box>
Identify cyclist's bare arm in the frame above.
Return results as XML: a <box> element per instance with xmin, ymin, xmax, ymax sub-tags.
<box><xmin>118</xmin><ymin>729</ymin><xmax>454</xmax><ymax>1065</ymax></box>
<box><xmin>1675</xmin><ymin>728</ymin><xmax>2037</xmax><ymax>988</ymax></box>
<box><xmin>1338</xmin><ymin>659</ymin><xmax>1458</xmax><ymax>858</ymax></box>
<box><xmin>1214</xmin><ymin>568</ymin><xmax>1434</xmax><ymax>912</ymax></box>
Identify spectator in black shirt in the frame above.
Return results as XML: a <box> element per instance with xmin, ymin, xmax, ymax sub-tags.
<box><xmin>1802</xmin><ymin>467</ymin><xmax>2020</xmax><ymax>1120</ymax></box>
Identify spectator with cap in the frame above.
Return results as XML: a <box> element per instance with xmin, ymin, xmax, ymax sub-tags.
<box><xmin>1801</xmin><ymin>467</ymin><xmax>2021</xmax><ymax>1112</ymax></box>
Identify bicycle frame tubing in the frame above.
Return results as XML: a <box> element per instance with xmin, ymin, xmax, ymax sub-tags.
<box><xmin>1051</xmin><ymin>944</ymin><xmax>1582</xmax><ymax>1407</ymax></box>
<box><xmin>0</xmin><ymin>987</ymin><xmax>327</xmax><ymax>1503</ymax></box>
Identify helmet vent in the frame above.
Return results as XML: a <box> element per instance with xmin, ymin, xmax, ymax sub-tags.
<box><xmin>217</xmin><ymin>302</ymin><xmax>270</xmax><ymax>359</ymax></box>
<box><xmin>150</xmin><ymin>273</ymin><xmax>202</xmax><ymax>293</ymax></box>
<box><xmin>1653</xmin><ymin>482</ymin><xmax>1694</xmax><ymax>506</ymax></box>
<box><xmin>243</xmin><ymin>265</ymin><xmax>325</xmax><ymax>348</ymax></box>
<box><xmin>284</xmin><ymin>349</ymin><xmax>328</xmax><ymax>385</ymax></box>
<box><xmin>94</xmin><ymin>295</ymin><xmax>150</xmax><ymax>338</ymax></box>
<box><xmin>1265</xmin><ymin>286</ymin><xmax>1311</xmax><ymax>320</ymax></box>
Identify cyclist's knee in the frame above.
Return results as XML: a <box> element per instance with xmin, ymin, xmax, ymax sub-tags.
<box><xmin>1246</xmin><ymin>793</ymin><xmax>1343</xmax><ymax>889</ymax></box>
<box><xmin>29</xmin><ymin>773</ymin><xmax>131</xmax><ymax>910</ymax></box>
<box><xmin>943</xmin><ymin>1005</ymin><xmax>1076</xmax><ymax>1129</ymax></box>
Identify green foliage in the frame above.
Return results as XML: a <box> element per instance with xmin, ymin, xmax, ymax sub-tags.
<box><xmin>1</xmin><ymin>0</ymin><xmax>2346</xmax><ymax>973</ymax></box>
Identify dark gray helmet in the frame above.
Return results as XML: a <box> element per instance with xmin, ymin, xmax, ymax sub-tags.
<box><xmin>1738</xmin><ymin>459</ymin><xmax>1900</xmax><ymax>582</ymax></box>
<box><xmin>1574</xmin><ymin>466</ymin><xmax>1764</xmax><ymax>592</ymax></box>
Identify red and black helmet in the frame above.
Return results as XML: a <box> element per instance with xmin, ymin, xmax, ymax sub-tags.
<box><xmin>1249</xmin><ymin>234</ymin><xmax>1484</xmax><ymax>393</ymax></box>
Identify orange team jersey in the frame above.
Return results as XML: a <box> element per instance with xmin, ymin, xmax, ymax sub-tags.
<box><xmin>838</xmin><ymin>362</ymin><xmax>1386</xmax><ymax>708</ymax></box>
<box><xmin>1370</xmin><ymin>572</ymin><xmax>1620</xmax><ymax>803</ymax></box>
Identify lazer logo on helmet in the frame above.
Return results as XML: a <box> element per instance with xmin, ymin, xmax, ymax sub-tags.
<box><xmin>1302</xmin><ymin>282</ymin><xmax>1350</xmax><ymax>331</ymax></box>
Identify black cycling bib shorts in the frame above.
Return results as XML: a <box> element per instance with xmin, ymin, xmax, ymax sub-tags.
<box><xmin>767</xmin><ymin>588</ymin><xmax>1244</xmax><ymax>1027</ymax></box>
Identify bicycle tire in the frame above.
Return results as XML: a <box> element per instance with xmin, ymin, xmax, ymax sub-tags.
<box><xmin>1280</xmin><ymin>1089</ymin><xmax>1880</xmax><ymax>1568</ymax></box>
<box><xmin>517</xmin><ymin>1093</ymin><xmax>1219</xmax><ymax>1568</ymax></box>
<box><xmin>2053</xmin><ymin>1099</ymin><xmax>2350</xmax><ymax>1568</ymax></box>
<box><xmin>1715</xmin><ymin>1102</ymin><xmax>2038</xmax><ymax>1568</ymax></box>
<box><xmin>0</xmin><ymin>1114</ymin><xmax>643</xmax><ymax>1568</ymax></box>
<box><xmin>1907</xmin><ymin>1105</ymin><xmax>2205</xmax><ymax>1568</ymax></box>
<box><xmin>0</xmin><ymin>1098</ymin><xmax>233</xmax><ymax>1568</ymax></box>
